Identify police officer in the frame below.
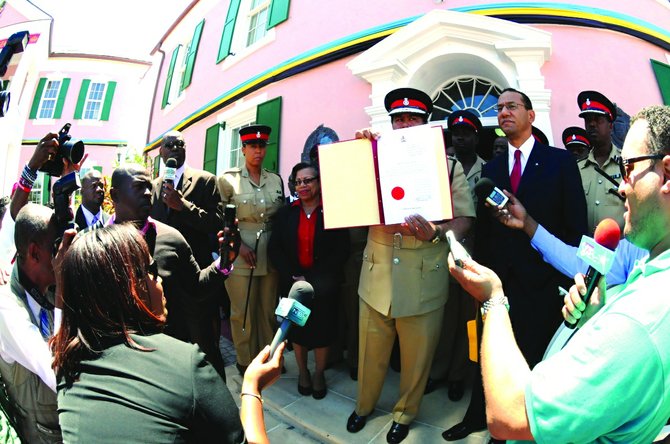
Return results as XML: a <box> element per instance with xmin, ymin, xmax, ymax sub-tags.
<box><xmin>576</xmin><ymin>90</ymin><xmax>625</xmax><ymax>234</ymax></box>
<box><xmin>217</xmin><ymin>125</ymin><xmax>285</xmax><ymax>374</ymax></box>
<box><xmin>346</xmin><ymin>88</ymin><xmax>476</xmax><ymax>444</ymax></box>
<box><xmin>562</xmin><ymin>126</ymin><xmax>591</xmax><ymax>160</ymax></box>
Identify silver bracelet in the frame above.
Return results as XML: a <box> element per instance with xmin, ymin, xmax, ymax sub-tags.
<box><xmin>240</xmin><ymin>392</ymin><xmax>263</xmax><ymax>404</ymax></box>
<box><xmin>480</xmin><ymin>295</ymin><xmax>509</xmax><ymax>320</ymax></box>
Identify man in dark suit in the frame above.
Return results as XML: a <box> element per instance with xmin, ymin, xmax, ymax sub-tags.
<box><xmin>112</xmin><ymin>165</ymin><xmax>229</xmax><ymax>378</ymax></box>
<box><xmin>444</xmin><ymin>88</ymin><xmax>587</xmax><ymax>442</ymax></box>
<box><xmin>150</xmin><ymin>131</ymin><xmax>225</xmax><ymax>373</ymax></box>
<box><xmin>74</xmin><ymin>169</ymin><xmax>109</xmax><ymax>230</ymax></box>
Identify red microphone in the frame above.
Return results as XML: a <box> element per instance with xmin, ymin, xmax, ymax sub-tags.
<box><xmin>565</xmin><ymin>218</ymin><xmax>621</xmax><ymax>328</ymax></box>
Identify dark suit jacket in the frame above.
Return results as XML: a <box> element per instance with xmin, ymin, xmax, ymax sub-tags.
<box><xmin>144</xmin><ymin>220</ymin><xmax>224</xmax><ymax>343</ymax></box>
<box><xmin>150</xmin><ymin>167</ymin><xmax>223</xmax><ymax>268</ymax></box>
<box><xmin>476</xmin><ymin>141</ymin><xmax>587</xmax><ymax>366</ymax></box>
<box><xmin>268</xmin><ymin>204</ymin><xmax>350</xmax><ymax>300</ymax></box>
<box><xmin>74</xmin><ymin>206</ymin><xmax>110</xmax><ymax>230</ymax></box>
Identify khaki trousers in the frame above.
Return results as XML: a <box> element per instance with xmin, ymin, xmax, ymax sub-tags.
<box><xmin>226</xmin><ymin>272</ymin><xmax>278</xmax><ymax>366</ymax></box>
<box><xmin>356</xmin><ymin>300</ymin><xmax>444</xmax><ymax>424</ymax></box>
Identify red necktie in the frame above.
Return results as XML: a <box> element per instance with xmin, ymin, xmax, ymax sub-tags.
<box><xmin>510</xmin><ymin>149</ymin><xmax>522</xmax><ymax>194</ymax></box>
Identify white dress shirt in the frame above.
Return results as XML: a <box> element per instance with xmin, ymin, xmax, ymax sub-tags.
<box><xmin>507</xmin><ymin>135</ymin><xmax>535</xmax><ymax>176</ymax></box>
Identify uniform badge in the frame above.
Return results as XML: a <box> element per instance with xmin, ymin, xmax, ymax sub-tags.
<box><xmin>403</xmin><ymin>98</ymin><xmax>409</xmax><ymax>106</ymax></box>
<box><xmin>586</xmin><ymin>98</ymin><xmax>591</xmax><ymax>106</ymax></box>
<box><xmin>458</xmin><ymin>116</ymin><xmax>464</xmax><ymax>123</ymax></box>
<box><xmin>256</xmin><ymin>131</ymin><xmax>261</xmax><ymax>138</ymax></box>
<box><xmin>572</xmin><ymin>134</ymin><xmax>576</xmax><ymax>140</ymax></box>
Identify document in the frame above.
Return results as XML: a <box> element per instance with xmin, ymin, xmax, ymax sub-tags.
<box><xmin>318</xmin><ymin>125</ymin><xmax>453</xmax><ymax>229</ymax></box>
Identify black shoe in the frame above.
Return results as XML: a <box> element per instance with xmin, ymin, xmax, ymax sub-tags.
<box><xmin>442</xmin><ymin>422</ymin><xmax>486</xmax><ymax>441</ymax></box>
<box><xmin>235</xmin><ymin>363</ymin><xmax>247</xmax><ymax>376</ymax></box>
<box><xmin>298</xmin><ymin>383</ymin><xmax>312</xmax><ymax>396</ymax></box>
<box><xmin>424</xmin><ymin>377</ymin><xmax>441</xmax><ymax>394</ymax></box>
<box><xmin>346</xmin><ymin>411</ymin><xmax>367</xmax><ymax>433</ymax></box>
<box><xmin>447</xmin><ymin>380</ymin><xmax>465</xmax><ymax>401</ymax></box>
<box><xmin>349</xmin><ymin>367</ymin><xmax>358</xmax><ymax>381</ymax></box>
<box><xmin>386</xmin><ymin>421</ymin><xmax>409</xmax><ymax>443</ymax></box>
<box><xmin>312</xmin><ymin>387</ymin><xmax>327</xmax><ymax>399</ymax></box>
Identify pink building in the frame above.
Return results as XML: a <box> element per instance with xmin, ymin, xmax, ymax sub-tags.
<box><xmin>145</xmin><ymin>0</ymin><xmax>670</xmax><ymax>183</ymax></box>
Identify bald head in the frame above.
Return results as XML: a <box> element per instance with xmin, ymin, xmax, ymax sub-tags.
<box><xmin>160</xmin><ymin>130</ymin><xmax>186</xmax><ymax>168</ymax></box>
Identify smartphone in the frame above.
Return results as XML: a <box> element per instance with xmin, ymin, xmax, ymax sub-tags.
<box><xmin>446</xmin><ymin>230</ymin><xmax>471</xmax><ymax>268</ymax></box>
<box><xmin>223</xmin><ymin>204</ymin><xmax>236</xmax><ymax>229</ymax></box>
<box><xmin>486</xmin><ymin>186</ymin><xmax>509</xmax><ymax>208</ymax></box>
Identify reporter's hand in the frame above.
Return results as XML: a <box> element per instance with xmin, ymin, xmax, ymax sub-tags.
<box><xmin>219</xmin><ymin>223</ymin><xmax>241</xmax><ymax>269</ymax></box>
<box><xmin>62</xmin><ymin>153</ymin><xmax>89</xmax><ymax>176</ymax></box>
<box><xmin>562</xmin><ymin>273</ymin><xmax>607</xmax><ymax>328</ymax></box>
<box><xmin>354</xmin><ymin>127</ymin><xmax>380</xmax><ymax>141</ymax></box>
<box><xmin>242</xmin><ymin>342</ymin><xmax>285</xmax><ymax>394</ymax></box>
<box><xmin>447</xmin><ymin>254</ymin><xmax>504</xmax><ymax>303</ymax></box>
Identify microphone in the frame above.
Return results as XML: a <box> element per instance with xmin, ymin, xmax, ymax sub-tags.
<box><xmin>474</xmin><ymin>177</ymin><xmax>509</xmax><ymax>208</ymax></box>
<box><xmin>164</xmin><ymin>158</ymin><xmax>177</xmax><ymax>187</ymax></box>
<box><xmin>269</xmin><ymin>281</ymin><xmax>314</xmax><ymax>357</ymax></box>
<box><xmin>564</xmin><ymin>218</ymin><xmax>621</xmax><ymax>329</ymax></box>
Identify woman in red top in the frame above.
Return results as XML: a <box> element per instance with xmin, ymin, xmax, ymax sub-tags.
<box><xmin>269</xmin><ymin>163</ymin><xmax>349</xmax><ymax>399</ymax></box>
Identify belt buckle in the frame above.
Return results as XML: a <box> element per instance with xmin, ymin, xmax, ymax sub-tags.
<box><xmin>393</xmin><ymin>232</ymin><xmax>402</xmax><ymax>250</ymax></box>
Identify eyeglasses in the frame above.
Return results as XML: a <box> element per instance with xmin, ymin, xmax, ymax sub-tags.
<box><xmin>292</xmin><ymin>177</ymin><xmax>318</xmax><ymax>186</ymax></box>
<box><xmin>164</xmin><ymin>140</ymin><xmax>184</xmax><ymax>149</ymax></box>
<box><xmin>496</xmin><ymin>102</ymin><xmax>526</xmax><ymax>113</ymax></box>
<box><xmin>618</xmin><ymin>154</ymin><xmax>665</xmax><ymax>182</ymax></box>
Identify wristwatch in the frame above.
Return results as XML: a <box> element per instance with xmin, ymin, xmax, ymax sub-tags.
<box><xmin>480</xmin><ymin>295</ymin><xmax>509</xmax><ymax>321</ymax></box>
<box><xmin>431</xmin><ymin>225</ymin><xmax>442</xmax><ymax>244</ymax></box>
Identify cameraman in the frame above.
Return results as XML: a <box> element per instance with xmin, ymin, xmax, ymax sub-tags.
<box><xmin>0</xmin><ymin>204</ymin><xmax>62</xmax><ymax>442</ymax></box>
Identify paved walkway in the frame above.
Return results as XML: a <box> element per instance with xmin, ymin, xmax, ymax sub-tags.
<box><xmin>221</xmin><ymin>335</ymin><xmax>491</xmax><ymax>444</ymax></box>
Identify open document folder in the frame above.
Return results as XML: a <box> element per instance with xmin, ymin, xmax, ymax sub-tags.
<box><xmin>318</xmin><ymin>125</ymin><xmax>454</xmax><ymax>229</ymax></box>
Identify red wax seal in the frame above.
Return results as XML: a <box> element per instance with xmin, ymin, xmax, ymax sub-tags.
<box><xmin>391</xmin><ymin>186</ymin><xmax>405</xmax><ymax>200</ymax></box>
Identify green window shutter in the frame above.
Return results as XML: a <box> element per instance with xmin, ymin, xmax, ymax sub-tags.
<box><xmin>29</xmin><ymin>78</ymin><xmax>47</xmax><ymax>119</ymax></box>
<box><xmin>181</xmin><ymin>20</ymin><xmax>205</xmax><ymax>91</ymax></box>
<box><xmin>41</xmin><ymin>174</ymin><xmax>50</xmax><ymax>205</ymax></box>
<box><xmin>74</xmin><ymin>79</ymin><xmax>91</xmax><ymax>119</ymax></box>
<box><xmin>216</xmin><ymin>0</ymin><xmax>241</xmax><ymax>64</ymax></box>
<box><xmin>53</xmin><ymin>77</ymin><xmax>70</xmax><ymax>119</ymax></box>
<box><xmin>161</xmin><ymin>47</ymin><xmax>180</xmax><ymax>109</ymax></box>
<box><xmin>256</xmin><ymin>97</ymin><xmax>282</xmax><ymax>173</ymax></box>
<box><xmin>153</xmin><ymin>154</ymin><xmax>161</xmax><ymax>178</ymax></box>
<box><xmin>651</xmin><ymin>59</ymin><xmax>670</xmax><ymax>106</ymax></box>
<box><xmin>100</xmin><ymin>81</ymin><xmax>117</xmax><ymax>121</ymax></box>
<box><xmin>267</xmin><ymin>0</ymin><xmax>290</xmax><ymax>29</ymax></box>
<box><xmin>204</xmin><ymin>122</ymin><xmax>223</xmax><ymax>174</ymax></box>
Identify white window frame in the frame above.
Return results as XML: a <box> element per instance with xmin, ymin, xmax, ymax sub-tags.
<box><xmin>36</xmin><ymin>77</ymin><xmax>63</xmax><ymax>121</ymax></box>
<box><xmin>222</xmin><ymin>0</ymin><xmax>276</xmax><ymax>70</ymax></box>
<box><xmin>246</xmin><ymin>0</ymin><xmax>270</xmax><ymax>47</ymax></box>
<box><xmin>82</xmin><ymin>81</ymin><xmax>107</xmax><ymax>121</ymax></box>
<box><xmin>165</xmin><ymin>43</ymin><xmax>189</xmax><ymax>109</ymax></box>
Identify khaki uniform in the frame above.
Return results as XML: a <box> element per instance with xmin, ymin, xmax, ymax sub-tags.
<box><xmin>578</xmin><ymin>145</ymin><xmax>624</xmax><ymax>235</ymax></box>
<box><xmin>465</xmin><ymin>156</ymin><xmax>486</xmax><ymax>208</ymax></box>
<box><xmin>218</xmin><ymin>166</ymin><xmax>284</xmax><ymax>366</ymax></box>
<box><xmin>356</xmin><ymin>160</ymin><xmax>475</xmax><ymax>424</ymax></box>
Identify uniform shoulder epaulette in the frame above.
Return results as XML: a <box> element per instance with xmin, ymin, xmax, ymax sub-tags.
<box><xmin>223</xmin><ymin>167</ymin><xmax>242</xmax><ymax>174</ymax></box>
<box><xmin>264</xmin><ymin>168</ymin><xmax>281</xmax><ymax>177</ymax></box>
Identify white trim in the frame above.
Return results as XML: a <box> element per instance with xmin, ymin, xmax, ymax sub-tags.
<box><xmin>347</xmin><ymin>9</ymin><xmax>554</xmax><ymax>143</ymax></box>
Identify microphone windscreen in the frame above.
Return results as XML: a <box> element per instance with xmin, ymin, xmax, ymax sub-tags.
<box><xmin>288</xmin><ymin>281</ymin><xmax>314</xmax><ymax>305</ymax></box>
<box><xmin>166</xmin><ymin>158</ymin><xmax>177</xmax><ymax>168</ymax></box>
<box><xmin>594</xmin><ymin>218</ymin><xmax>621</xmax><ymax>251</ymax></box>
<box><xmin>474</xmin><ymin>177</ymin><xmax>495</xmax><ymax>201</ymax></box>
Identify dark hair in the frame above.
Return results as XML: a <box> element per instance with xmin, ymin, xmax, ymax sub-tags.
<box><xmin>51</xmin><ymin>224</ymin><xmax>164</xmax><ymax>386</ymax></box>
<box><xmin>500</xmin><ymin>87</ymin><xmax>533</xmax><ymax>110</ymax></box>
<box><xmin>632</xmin><ymin>105</ymin><xmax>670</xmax><ymax>156</ymax></box>
<box><xmin>14</xmin><ymin>204</ymin><xmax>56</xmax><ymax>265</ymax></box>
<box><xmin>289</xmin><ymin>162</ymin><xmax>319</xmax><ymax>186</ymax></box>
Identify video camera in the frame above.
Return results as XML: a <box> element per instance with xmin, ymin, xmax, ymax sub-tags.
<box><xmin>39</xmin><ymin>123</ymin><xmax>85</xmax><ymax>177</ymax></box>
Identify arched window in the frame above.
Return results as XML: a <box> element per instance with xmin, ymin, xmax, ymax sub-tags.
<box><xmin>430</xmin><ymin>77</ymin><xmax>503</xmax><ymax>122</ymax></box>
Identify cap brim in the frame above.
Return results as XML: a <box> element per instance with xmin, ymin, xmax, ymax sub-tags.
<box><xmin>388</xmin><ymin>107</ymin><xmax>428</xmax><ymax>116</ymax></box>
<box><xmin>579</xmin><ymin>109</ymin><xmax>610</xmax><ymax>119</ymax></box>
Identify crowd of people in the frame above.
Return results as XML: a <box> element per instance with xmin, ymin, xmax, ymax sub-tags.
<box><xmin>0</xmin><ymin>83</ymin><xmax>669</xmax><ymax>444</ymax></box>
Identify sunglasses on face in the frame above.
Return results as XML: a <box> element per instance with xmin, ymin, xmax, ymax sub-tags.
<box><xmin>147</xmin><ymin>259</ymin><xmax>158</xmax><ymax>281</ymax></box>
<box><xmin>164</xmin><ymin>140</ymin><xmax>185</xmax><ymax>149</ymax></box>
<box><xmin>292</xmin><ymin>177</ymin><xmax>318</xmax><ymax>186</ymax></box>
<box><xmin>618</xmin><ymin>154</ymin><xmax>665</xmax><ymax>183</ymax></box>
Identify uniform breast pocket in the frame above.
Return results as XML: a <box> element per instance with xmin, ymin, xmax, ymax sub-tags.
<box><xmin>234</xmin><ymin>193</ymin><xmax>256</xmax><ymax>219</ymax></box>
<box><xmin>358</xmin><ymin>248</ymin><xmax>376</xmax><ymax>296</ymax></box>
<box><xmin>420</xmin><ymin>252</ymin><xmax>448</xmax><ymax>302</ymax></box>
